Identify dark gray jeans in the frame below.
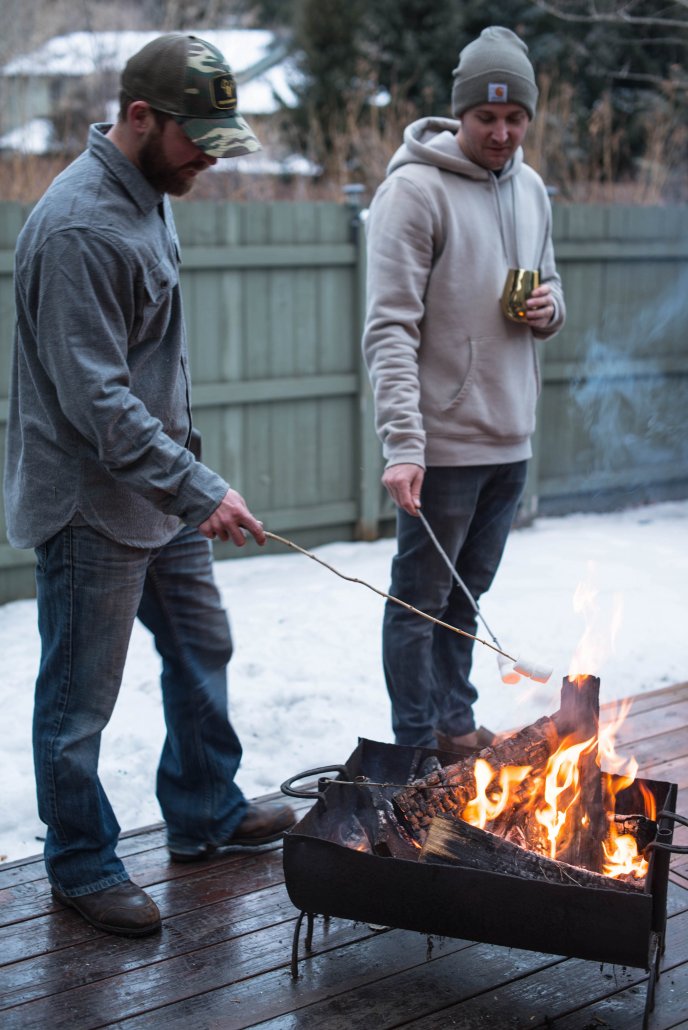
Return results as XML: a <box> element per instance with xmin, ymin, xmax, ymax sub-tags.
<box><xmin>382</xmin><ymin>462</ymin><xmax>528</xmax><ymax>747</ymax></box>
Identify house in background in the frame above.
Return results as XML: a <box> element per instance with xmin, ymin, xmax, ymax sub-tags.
<box><xmin>0</xmin><ymin>28</ymin><xmax>299</xmax><ymax>161</ymax></box>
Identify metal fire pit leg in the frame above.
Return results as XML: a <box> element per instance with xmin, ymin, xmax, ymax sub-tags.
<box><xmin>642</xmin><ymin>930</ymin><xmax>662</xmax><ymax>1030</ymax></box>
<box><xmin>290</xmin><ymin>910</ymin><xmax>316</xmax><ymax>980</ymax></box>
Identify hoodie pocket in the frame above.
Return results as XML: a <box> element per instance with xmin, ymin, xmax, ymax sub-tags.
<box><xmin>421</xmin><ymin>333</ymin><xmax>540</xmax><ymax>441</ymax></box>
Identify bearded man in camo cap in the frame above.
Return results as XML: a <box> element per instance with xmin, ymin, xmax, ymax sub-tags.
<box><xmin>4</xmin><ymin>33</ymin><xmax>295</xmax><ymax>939</ymax></box>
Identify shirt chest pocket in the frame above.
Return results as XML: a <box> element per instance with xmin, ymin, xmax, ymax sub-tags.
<box><xmin>134</xmin><ymin>257</ymin><xmax>180</xmax><ymax>345</ymax></box>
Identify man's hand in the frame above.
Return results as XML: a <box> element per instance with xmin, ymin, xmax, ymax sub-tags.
<box><xmin>525</xmin><ymin>283</ymin><xmax>555</xmax><ymax>330</ymax></box>
<box><xmin>198</xmin><ymin>488</ymin><xmax>266</xmax><ymax>547</ymax></box>
<box><xmin>382</xmin><ymin>463</ymin><xmax>425</xmax><ymax>516</ymax></box>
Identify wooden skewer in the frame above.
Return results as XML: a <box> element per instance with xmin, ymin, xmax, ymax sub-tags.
<box><xmin>264</xmin><ymin>530</ymin><xmax>513</xmax><ymax>662</ymax></box>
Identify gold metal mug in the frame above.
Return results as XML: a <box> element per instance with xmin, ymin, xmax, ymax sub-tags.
<box><xmin>500</xmin><ymin>268</ymin><xmax>540</xmax><ymax>323</ymax></box>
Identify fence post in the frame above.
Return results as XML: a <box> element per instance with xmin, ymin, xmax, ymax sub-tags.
<box><xmin>343</xmin><ymin>186</ymin><xmax>382</xmax><ymax>541</ymax></box>
<box><xmin>518</xmin><ymin>409</ymin><xmax>541</xmax><ymax>526</ymax></box>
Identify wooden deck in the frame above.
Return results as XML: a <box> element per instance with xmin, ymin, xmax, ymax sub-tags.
<box><xmin>2</xmin><ymin>683</ymin><xmax>687</xmax><ymax>1030</ymax></box>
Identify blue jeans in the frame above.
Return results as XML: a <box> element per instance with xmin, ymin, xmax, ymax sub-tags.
<box><xmin>383</xmin><ymin>462</ymin><xmax>527</xmax><ymax>748</ymax></box>
<box><xmin>33</xmin><ymin>523</ymin><xmax>247</xmax><ymax>896</ymax></box>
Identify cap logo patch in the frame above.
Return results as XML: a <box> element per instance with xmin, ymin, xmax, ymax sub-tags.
<box><xmin>488</xmin><ymin>82</ymin><xmax>508</xmax><ymax>103</ymax></box>
<box><xmin>211</xmin><ymin>74</ymin><xmax>237</xmax><ymax>112</ymax></box>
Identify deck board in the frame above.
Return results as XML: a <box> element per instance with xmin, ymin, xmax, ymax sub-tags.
<box><xmin>1</xmin><ymin>683</ymin><xmax>686</xmax><ymax>1030</ymax></box>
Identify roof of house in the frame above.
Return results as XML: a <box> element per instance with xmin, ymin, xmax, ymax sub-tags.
<box><xmin>1</xmin><ymin>28</ymin><xmax>298</xmax><ymax>114</ymax></box>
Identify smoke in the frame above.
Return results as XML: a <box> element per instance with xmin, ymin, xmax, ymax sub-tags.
<box><xmin>568</xmin><ymin>268</ymin><xmax>688</xmax><ymax>496</ymax></box>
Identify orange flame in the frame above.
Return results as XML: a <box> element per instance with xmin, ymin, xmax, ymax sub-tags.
<box><xmin>568</xmin><ymin>563</ymin><xmax>623</xmax><ymax>678</ymax></box>
<box><xmin>462</xmin><ymin>759</ymin><xmax>531</xmax><ymax>829</ymax></box>
<box><xmin>603</xmin><ymin>827</ymin><xmax>649</xmax><ymax>879</ymax></box>
<box><xmin>452</xmin><ymin>573</ymin><xmax>657</xmax><ymax>883</ymax></box>
<box><xmin>535</xmin><ymin>736</ymin><xmax>596</xmax><ymax>859</ymax></box>
<box><xmin>599</xmin><ymin>699</ymin><xmax>638</xmax><ymax>800</ymax></box>
<box><xmin>599</xmin><ymin>699</ymin><xmax>633</xmax><ymax>773</ymax></box>
<box><xmin>639</xmin><ymin>780</ymin><xmax>657</xmax><ymax>823</ymax></box>
<box><xmin>597</xmin><ymin>698</ymin><xmax>654</xmax><ymax>878</ymax></box>
<box><xmin>458</xmin><ymin>720</ymin><xmax>654</xmax><ymax>880</ymax></box>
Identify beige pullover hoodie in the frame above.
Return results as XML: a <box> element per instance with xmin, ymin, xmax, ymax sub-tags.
<box><xmin>362</xmin><ymin>116</ymin><xmax>565</xmax><ymax>470</ymax></box>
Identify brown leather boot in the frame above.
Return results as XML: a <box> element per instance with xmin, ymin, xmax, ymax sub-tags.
<box><xmin>52</xmin><ymin>880</ymin><xmax>161</xmax><ymax>937</ymax></box>
<box><xmin>168</xmin><ymin>800</ymin><xmax>297</xmax><ymax>863</ymax></box>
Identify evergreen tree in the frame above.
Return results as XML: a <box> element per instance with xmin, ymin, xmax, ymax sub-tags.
<box><xmin>238</xmin><ymin>0</ymin><xmax>687</xmax><ymax>198</ymax></box>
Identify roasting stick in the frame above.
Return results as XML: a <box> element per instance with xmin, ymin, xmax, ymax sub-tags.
<box><xmin>263</xmin><ymin>530</ymin><xmax>551</xmax><ymax>683</ymax></box>
<box><xmin>416</xmin><ymin>508</ymin><xmax>521</xmax><ymax>685</ymax></box>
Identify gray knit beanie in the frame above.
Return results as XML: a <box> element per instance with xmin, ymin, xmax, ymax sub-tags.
<box><xmin>451</xmin><ymin>26</ymin><xmax>538</xmax><ymax>119</ymax></box>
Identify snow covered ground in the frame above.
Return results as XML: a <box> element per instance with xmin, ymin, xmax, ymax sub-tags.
<box><xmin>1</xmin><ymin>499</ymin><xmax>686</xmax><ymax>865</ymax></box>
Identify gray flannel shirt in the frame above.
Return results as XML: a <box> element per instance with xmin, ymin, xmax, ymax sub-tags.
<box><xmin>4</xmin><ymin>124</ymin><xmax>229</xmax><ymax>549</ymax></box>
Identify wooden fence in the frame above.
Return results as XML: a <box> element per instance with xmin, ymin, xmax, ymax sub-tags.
<box><xmin>532</xmin><ymin>204</ymin><xmax>688</xmax><ymax>518</ymax></box>
<box><xmin>0</xmin><ymin>199</ymin><xmax>686</xmax><ymax>603</ymax></box>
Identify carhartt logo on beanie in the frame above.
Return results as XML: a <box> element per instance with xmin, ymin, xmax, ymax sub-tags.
<box><xmin>451</xmin><ymin>26</ymin><xmax>538</xmax><ymax>119</ymax></box>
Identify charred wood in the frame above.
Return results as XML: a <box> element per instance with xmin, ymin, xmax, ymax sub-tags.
<box><xmin>612</xmin><ymin>814</ymin><xmax>658</xmax><ymax>854</ymax></box>
<box><xmin>419</xmin><ymin>814</ymin><xmax>642</xmax><ymax>893</ymax></box>
<box><xmin>555</xmin><ymin>674</ymin><xmax>600</xmax><ymax>739</ymax></box>
<box><xmin>392</xmin><ymin>715</ymin><xmax>560</xmax><ymax>839</ymax></box>
<box><xmin>394</xmin><ymin>676</ymin><xmax>612</xmax><ymax>874</ymax></box>
<box><xmin>555</xmin><ymin>675</ymin><xmax>606</xmax><ymax>872</ymax></box>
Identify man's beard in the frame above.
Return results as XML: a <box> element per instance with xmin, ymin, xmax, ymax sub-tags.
<box><xmin>138</xmin><ymin>130</ymin><xmax>203</xmax><ymax>197</ymax></box>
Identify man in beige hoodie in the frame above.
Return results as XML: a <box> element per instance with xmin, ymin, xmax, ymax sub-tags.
<box><xmin>362</xmin><ymin>26</ymin><xmax>565</xmax><ymax>751</ymax></box>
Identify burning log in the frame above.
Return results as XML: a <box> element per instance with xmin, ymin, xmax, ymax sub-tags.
<box><xmin>393</xmin><ymin>675</ymin><xmax>614</xmax><ymax>876</ymax></box>
<box><xmin>392</xmin><ymin>714</ymin><xmax>560</xmax><ymax>837</ymax></box>
<box><xmin>556</xmin><ymin>673</ymin><xmax>599</xmax><ymax>737</ymax></box>
<box><xmin>419</xmin><ymin>814</ymin><xmax>642</xmax><ymax>893</ymax></box>
<box><xmin>554</xmin><ymin>674</ymin><xmax>606</xmax><ymax>872</ymax></box>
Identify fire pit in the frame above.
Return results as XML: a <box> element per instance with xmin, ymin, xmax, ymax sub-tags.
<box><xmin>281</xmin><ymin>677</ymin><xmax>682</xmax><ymax>1028</ymax></box>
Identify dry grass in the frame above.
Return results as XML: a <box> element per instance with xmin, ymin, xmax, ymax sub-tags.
<box><xmin>0</xmin><ymin>153</ymin><xmax>72</xmax><ymax>202</ymax></box>
<box><xmin>525</xmin><ymin>75</ymin><xmax>688</xmax><ymax>204</ymax></box>
<box><xmin>2</xmin><ymin>75</ymin><xmax>685</xmax><ymax>205</ymax></box>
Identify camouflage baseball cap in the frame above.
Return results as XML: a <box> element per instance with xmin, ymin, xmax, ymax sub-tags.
<box><xmin>121</xmin><ymin>33</ymin><xmax>261</xmax><ymax>158</ymax></box>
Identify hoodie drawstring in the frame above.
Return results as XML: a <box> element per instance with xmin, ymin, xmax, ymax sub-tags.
<box><xmin>491</xmin><ymin>173</ymin><xmax>522</xmax><ymax>269</ymax></box>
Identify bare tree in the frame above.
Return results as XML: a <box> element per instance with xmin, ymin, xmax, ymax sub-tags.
<box><xmin>528</xmin><ymin>0</ymin><xmax>687</xmax><ymax>96</ymax></box>
<box><xmin>530</xmin><ymin>0</ymin><xmax>688</xmax><ymax>33</ymax></box>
